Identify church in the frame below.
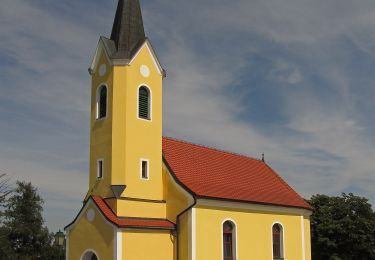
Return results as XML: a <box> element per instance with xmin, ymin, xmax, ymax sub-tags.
<box><xmin>65</xmin><ymin>0</ymin><xmax>312</xmax><ymax>259</ymax></box>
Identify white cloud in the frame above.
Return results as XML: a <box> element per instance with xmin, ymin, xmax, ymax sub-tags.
<box><xmin>1</xmin><ymin>0</ymin><xmax>375</xmax><ymax>232</ymax></box>
<box><xmin>268</xmin><ymin>61</ymin><xmax>302</xmax><ymax>85</ymax></box>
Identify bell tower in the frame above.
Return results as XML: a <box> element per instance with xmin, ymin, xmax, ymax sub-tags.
<box><xmin>87</xmin><ymin>0</ymin><xmax>165</xmax><ymax>204</ymax></box>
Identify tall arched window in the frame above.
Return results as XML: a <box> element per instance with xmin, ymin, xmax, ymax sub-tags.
<box><xmin>138</xmin><ymin>86</ymin><xmax>150</xmax><ymax>120</ymax></box>
<box><xmin>272</xmin><ymin>223</ymin><xmax>284</xmax><ymax>259</ymax></box>
<box><xmin>223</xmin><ymin>220</ymin><xmax>236</xmax><ymax>260</ymax></box>
<box><xmin>81</xmin><ymin>250</ymin><xmax>99</xmax><ymax>260</ymax></box>
<box><xmin>96</xmin><ymin>85</ymin><xmax>107</xmax><ymax>119</ymax></box>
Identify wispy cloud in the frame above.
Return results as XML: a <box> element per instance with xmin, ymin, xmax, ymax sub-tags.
<box><xmin>1</xmin><ymin>0</ymin><xmax>375</xmax><ymax>231</ymax></box>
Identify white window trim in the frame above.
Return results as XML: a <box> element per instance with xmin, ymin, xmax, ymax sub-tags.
<box><xmin>221</xmin><ymin>218</ymin><xmax>238</xmax><ymax>260</ymax></box>
<box><xmin>136</xmin><ymin>84</ymin><xmax>152</xmax><ymax>122</ymax></box>
<box><xmin>271</xmin><ymin>222</ymin><xmax>285</xmax><ymax>260</ymax></box>
<box><xmin>97</xmin><ymin>159</ymin><xmax>104</xmax><ymax>179</ymax></box>
<box><xmin>96</xmin><ymin>84</ymin><xmax>108</xmax><ymax>121</ymax></box>
<box><xmin>140</xmin><ymin>158</ymin><xmax>150</xmax><ymax>180</ymax></box>
<box><xmin>80</xmin><ymin>249</ymin><xmax>100</xmax><ymax>260</ymax></box>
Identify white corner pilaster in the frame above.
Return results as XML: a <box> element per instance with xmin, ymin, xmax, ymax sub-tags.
<box><xmin>301</xmin><ymin>215</ymin><xmax>306</xmax><ymax>260</ymax></box>
<box><xmin>191</xmin><ymin>207</ymin><xmax>196</xmax><ymax>260</ymax></box>
<box><xmin>114</xmin><ymin>229</ymin><xmax>122</xmax><ymax>260</ymax></box>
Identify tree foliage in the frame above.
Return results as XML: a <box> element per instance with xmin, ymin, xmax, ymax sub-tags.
<box><xmin>0</xmin><ymin>173</ymin><xmax>11</xmax><ymax>205</ymax></box>
<box><xmin>0</xmin><ymin>173</ymin><xmax>11</xmax><ymax>221</ymax></box>
<box><xmin>0</xmin><ymin>181</ymin><xmax>63</xmax><ymax>259</ymax></box>
<box><xmin>310</xmin><ymin>193</ymin><xmax>375</xmax><ymax>260</ymax></box>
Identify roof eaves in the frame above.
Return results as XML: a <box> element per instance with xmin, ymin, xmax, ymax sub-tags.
<box><xmin>196</xmin><ymin>195</ymin><xmax>313</xmax><ymax>211</ymax></box>
<box><xmin>93</xmin><ymin>196</ymin><xmax>176</xmax><ymax>230</ymax></box>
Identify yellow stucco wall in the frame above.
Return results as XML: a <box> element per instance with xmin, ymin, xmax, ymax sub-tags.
<box><xmin>163</xmin><ymin>165</ymin><xmax>191</xmax><ymax>222</ymax></box>
<box><xmin>88</xmin><ymin>42</ymin><xmax>164</xmax><ymax>203</ymax></box>
<box><xmin>122</xmin><ymin>230</ymin><xmax>175</xmax><ymax>260</ymax></box>
<box><xmin>89</xmin><ymin>49</ymin><xmax>114</xmax><ymax>198</ymax></box>
<box><xmin>195</xmin><ymin>206</ymin><xmax>311</xmax><ymax>260</ymax></box>
<box><xmin>114</xmin><ymin>199</ymin><xmax>166</xmax><ymax>218</ymax></box>
<box><xmin>67</xmin><ymin>204</ymin><xmax>114</xmax><ymax>260</ymax></box>
<box><xmin>116</xmin><ymin>44</ymin><xmax>163</xmax><ymax>201</ymax></box>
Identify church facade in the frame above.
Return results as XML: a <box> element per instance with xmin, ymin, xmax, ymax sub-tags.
<box><xmin>65</xmin><ymin>1</ymin><xmax>312</xmax><ymax>259</ymax></box>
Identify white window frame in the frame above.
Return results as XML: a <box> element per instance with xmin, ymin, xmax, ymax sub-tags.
<box><xmin>80</xmin><ymin>249</ymin><xmax>100</xmax><ymax>260</ymax></box>
<box><xmin>140</xmin><ymin>159</ymin><xmax>150</xmax><ymax>180</ymax></box>
<box><xmin>96</xmin><ymin>84</ymin><xmax>108</xmax><ymax>120</ymax></box>
<box><xmin>97</xmin><ymin>159</ymin><xmax>104</xmax><ymax>179</ymax></box>
<box><xmin>271</xmin><ymin>222</ymin><xmax>285</xmax><ymax>260</ymax></box>
<box><xmin>136</xmin><ymin>84</ymin><xmax>152</xmax><ymax>122</ymax></box>
<box><xmin>221</xmin><ymin>218</ymin><xmax>238</xmax><ymax>260</ymax></box>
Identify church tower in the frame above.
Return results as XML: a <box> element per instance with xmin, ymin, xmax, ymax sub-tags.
<box><xmin>87</xmin><ymin>0</ymin><xmax>165</xmax><ymax>204</ymax></box>
<box><xmin>66</xmin><ymin>1</ymin><xmax>312</xmax><ymax>259</ymax></box>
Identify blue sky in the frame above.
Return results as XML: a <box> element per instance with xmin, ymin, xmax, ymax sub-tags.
<box><xmin>1</xmin><ymin>0</ymin><xmax>375</xmax><ymax>232</ymax></box>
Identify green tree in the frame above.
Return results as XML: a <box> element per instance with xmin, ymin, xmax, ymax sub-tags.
<box><xmin>310</xmin><ymin>193</ymin><xmax>375</xmax><ymax>260</ymax></box>
<box><xmin>0</xmin><ymin>173</ymin><xmax>12</xmax><ymax>259</ymax></box>
<box><xmin>1</xmin><ymin>181</ymin><xmax>54</xmax><ymax>260</ymax></box>
<box><xmin>0</xmin><ymin>173</ymin><xmax>11</xmax><ymax>217</ymax></box>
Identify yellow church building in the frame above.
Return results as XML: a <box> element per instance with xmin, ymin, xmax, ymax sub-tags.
<box><xmin>65</xmin><ymin>0</ymin><xmax>312</xmax><ymax>259</ymax></box>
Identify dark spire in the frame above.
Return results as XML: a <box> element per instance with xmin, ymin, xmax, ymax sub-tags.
<box><xmin>110</xmin><ymin>0</ymin><xmax>146</xmax><ymax>59</ymax></box>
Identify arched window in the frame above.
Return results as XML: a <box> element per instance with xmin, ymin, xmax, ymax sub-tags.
<box><xmin>81</xmin><ymin>250</ymin><xmax>99</xmax><ymax>260</ymax></box>
<box><xmin>96</xmin><ymin>85</ymin><xmax>107</xmax><ymax>119</ymax></box>
<box><xmin>138</xmin><ymin>86</ymin><xmax>150</xmax><ymax>120</ymax></box>
<box><xmin>223</xmin><ymin>220</ymin><xmax>236</xmax><ymax>260</ymax></box>
<box><xmin>272</xmin><ymin>223</ymin><xmax>284</xmax><ymax>259</ymax></box>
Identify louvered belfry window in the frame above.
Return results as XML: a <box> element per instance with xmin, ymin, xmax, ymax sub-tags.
<box><xmin>138</xmin><ymin>86</ymin><xmax>150</xmax><ymax>119</ymax></box>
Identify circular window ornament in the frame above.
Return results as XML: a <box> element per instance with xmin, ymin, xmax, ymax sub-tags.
<box><xmin>86</xmin><ymin>208</ymin><xmax>95</xmax><ymax>222</ymax></box>
<box><xmin>99</xmin><ymin>64</ymin><xmax>107</xmax><ymax>77</ymax></box>
<box><xmin>140</xmin><ymin>65</ymin><xmax>150</xmax><ymax>77</ymax></box>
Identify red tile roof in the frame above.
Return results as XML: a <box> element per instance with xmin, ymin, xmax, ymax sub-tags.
<box><xmin>92</xmin><ymin>196</ymin><xmax>175</xmax><ymax>230</ymax></box>
<box><xmin>163</xmin><ymin>137</ymin><xmax>311</xmax><ymax>210</ymax></box>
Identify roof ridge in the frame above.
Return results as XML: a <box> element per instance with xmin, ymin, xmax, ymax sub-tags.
<box><xmin>163</xmin><ymin>136</ymin><xmax>263</xmax><ymax>163</ymax></box>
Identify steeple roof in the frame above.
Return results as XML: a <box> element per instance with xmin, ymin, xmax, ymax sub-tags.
<box><xmin>110</xmin><ymin>0</ymin><xmax>146</xmax><ymax>59</ymax></box>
